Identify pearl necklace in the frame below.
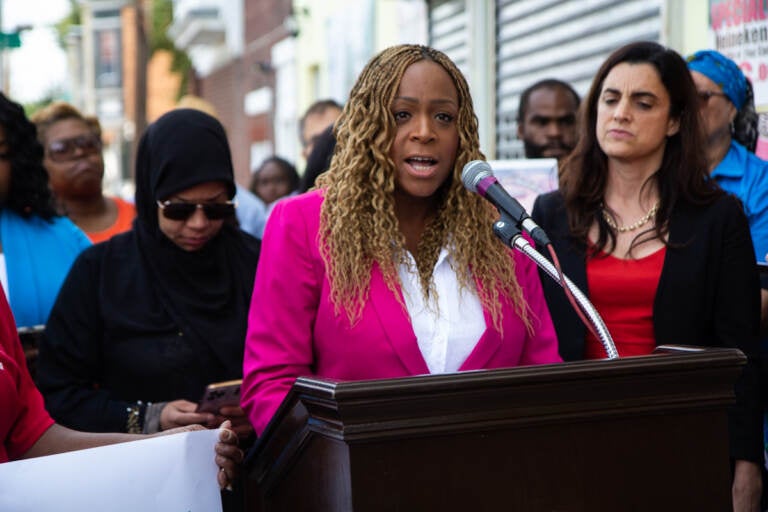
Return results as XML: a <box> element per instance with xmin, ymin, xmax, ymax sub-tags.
<box><xmin>602</xmin><ymin>201</ymin><xmax>659</xmax><ymax>233</ymax></box>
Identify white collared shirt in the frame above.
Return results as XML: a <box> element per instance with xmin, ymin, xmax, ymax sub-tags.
<box><xmin>397</xmin><ymin>247</ymin><xmax>486</xmax><ymax>374</ymax></box>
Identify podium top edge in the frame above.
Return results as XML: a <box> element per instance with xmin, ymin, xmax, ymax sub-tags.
<box><xmin>292</xmin><ymin>346</ymin><xmax>745</xmax><ymax>399</ymax></box>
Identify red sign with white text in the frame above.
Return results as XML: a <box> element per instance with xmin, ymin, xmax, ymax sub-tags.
<box><xmin>709</xmin><ymin>0</ymin><xmax>768</xmax><ymax>156</ymax></box>
<box><xmin>710</xmin><ymin>0</ymin><xmax>768</xmax><ymax>105</ymax></box>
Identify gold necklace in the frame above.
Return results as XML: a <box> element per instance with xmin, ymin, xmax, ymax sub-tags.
<box><xmin>602</xmin><ymin>201</ymin><xmax>659</xmax><ymax>233</ymax></box>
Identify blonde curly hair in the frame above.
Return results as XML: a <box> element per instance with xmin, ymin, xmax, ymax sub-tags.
<box><xmin>316</xmin><ymin>44</ymin><xmax>530</xmax><ymax>332</ymax></box>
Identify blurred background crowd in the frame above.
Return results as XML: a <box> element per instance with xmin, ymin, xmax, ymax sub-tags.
<box><xmin>2</xmin><ymin>0</ymin><xmax>766</xmax><ymax>202</ymax></box>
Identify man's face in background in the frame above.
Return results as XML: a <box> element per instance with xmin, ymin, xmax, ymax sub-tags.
<box><xmin>518</xmin><ymin>86</ymin><xmax>579</xmax><ymax>160</ymax></box>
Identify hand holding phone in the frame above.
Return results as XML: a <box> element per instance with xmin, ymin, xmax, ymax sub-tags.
<box><xmin>196</xmin><ymin>379</ymin><xmax>242</xmax><ymax>414</ymax></box>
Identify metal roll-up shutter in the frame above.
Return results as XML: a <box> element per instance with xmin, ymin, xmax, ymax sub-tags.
<box><xmin>428</xmin><ymin>0</ymin><xmax>469</xmax><ymax>77</ymax></box>
<box><xmin>495</xmin><ymin>0</ymin><xmax>662</xmax><ymax>159</ymax></box>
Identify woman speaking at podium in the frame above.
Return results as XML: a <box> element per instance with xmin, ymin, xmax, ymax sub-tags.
<box><xmin>242</xmin><ymin>45</ymin><xmax>562</xmax><ymax>437</ymax></box>
<box><xmin>531</xmin><ymin>42</ymin><xmax>762</xmax><ymax>511</ymax></box>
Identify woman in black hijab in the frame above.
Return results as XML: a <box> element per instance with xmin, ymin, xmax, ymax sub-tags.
<box><xmin>36</xmin><ymin>109</ymin><xmax>260</xmax><ymax>439</ymax></box>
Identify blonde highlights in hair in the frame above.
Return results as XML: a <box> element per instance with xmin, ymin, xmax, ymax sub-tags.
<box><xmin>31</xmin><ymin>101</ymin><xmax>102</xmax><ymax>144</ymax></box>
<box><xmin>316</xmin><ymin>44</ymin><xmax>530</xmax><ymax>332</ymax></box>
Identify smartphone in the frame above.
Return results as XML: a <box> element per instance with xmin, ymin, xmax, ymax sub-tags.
<box><xmin>17</xmin><ymin>325</ymin><xmax>45</xmax><ymax>383</ymax></box>
<box><xmin>196</xmin><ymin>379</ymin><xmax>242</xmax><ymax>413</ymax></box>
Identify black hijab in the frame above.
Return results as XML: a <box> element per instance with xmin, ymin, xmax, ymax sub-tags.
<box><xmin>131</xmin><ymin>108</ymin><xmax>260</xmax><ymax>377</ymax></box>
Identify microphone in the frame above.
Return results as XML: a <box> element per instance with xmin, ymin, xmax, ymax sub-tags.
<box><xmin>461</xmin><ymin>160</ymin><xmax>550</xmax><ymax>246</ymax></box>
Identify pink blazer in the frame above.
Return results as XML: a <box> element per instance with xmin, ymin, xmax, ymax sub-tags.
<box><xmin>242</xmin><ymin>190</ymin><xmax>562</xmax><ymax>434</ymax></box>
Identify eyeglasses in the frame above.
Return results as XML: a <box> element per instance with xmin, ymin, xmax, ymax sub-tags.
<box><xmin>697</xmin><ymin>90</ymin><xmax>729</xmax><ymax>105</ymax></box>
<box><xmin>156</xmin><ymin>200</ymin><xmax>237</xmax><ymax>221</ymax></box>
<box><xmin>47</xmin><ymin>134</ymin><xmax>102</xmax><ymax>162</ymax></box>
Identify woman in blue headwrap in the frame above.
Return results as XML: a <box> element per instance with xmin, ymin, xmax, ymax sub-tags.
<box><xmin>687</xmin><ymin>50</ymin><xmax>768</xmax><ymax>264</ymax></box>
<box><xmin>689</xmin><ymin>50</ymin><xmax>768</xmax><ymax>512</ymax></box>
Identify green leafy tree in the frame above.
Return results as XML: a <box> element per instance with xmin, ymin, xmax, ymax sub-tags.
<box><xmin>53</xmin><ymin>0</ymin><xmax>191</xmax><ymax>99</ymax></box>
<box><xmin>54</xmin><ymin>0</ymin><xmax>81</xmax><ymax>50</ymax></box>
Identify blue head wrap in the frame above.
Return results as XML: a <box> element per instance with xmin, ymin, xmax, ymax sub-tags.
<box><xmin>687</xmin><ymin>50</ymin><xmax>747</xmax><ymax>109</ymax></box>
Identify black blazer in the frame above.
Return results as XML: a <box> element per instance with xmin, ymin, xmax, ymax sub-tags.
<box><xmin>532</xmin><ymin>190</ymin><xmax>762</xmax><ymax>462</ymax></box>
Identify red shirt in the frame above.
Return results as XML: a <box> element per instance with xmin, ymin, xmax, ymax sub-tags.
<box><xmin>584</xmin><ymin>246</ymin><xmax>666</xmax><ymax>359</ymax></box>
<box><xmin>0</xmin><ymin>290</ymin><xmax>54</xmax><ymax>462</ymax></box>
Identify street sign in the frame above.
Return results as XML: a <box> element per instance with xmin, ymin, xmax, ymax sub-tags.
<box><xmin>0</xmin><ymin>32</ymin><xmax>21</xmax><ymax>49</ymax></box>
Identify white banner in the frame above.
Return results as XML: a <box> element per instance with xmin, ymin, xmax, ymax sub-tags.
<box><xmin>0</xmin><ymin>429</ymin><xmax>222</xmax><ymax>512</ymax></box>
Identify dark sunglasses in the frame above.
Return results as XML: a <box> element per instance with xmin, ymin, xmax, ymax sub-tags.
<box><xmin>47</xmin><ymin>134</ymin><xmax>102</xmax><ymax>162</ymax></box>
<box><xmin>697</xmin><ymin>90</ymin><xmax>728</xmax><ymax>105</ymax></box>
<box><xmin>156</xmin><ymin>200</ymin><xmax>237</xmax><ymax>221</ymax></box>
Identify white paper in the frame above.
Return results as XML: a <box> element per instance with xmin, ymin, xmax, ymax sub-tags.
<box><xmin>0</xmin><ymin>429</ymin><xmax>222</xmax><ymax>512</ymax></box>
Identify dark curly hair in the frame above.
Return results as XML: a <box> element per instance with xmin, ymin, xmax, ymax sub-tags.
<box><xmin>0</xmin><ymin>93</ymin><xmax>56</xmax><ymax>219</ymax></box>
<box><xmin>249</xmin><ymin>156</ymin><xmax>299</xmax><ymax>198</ymax></box>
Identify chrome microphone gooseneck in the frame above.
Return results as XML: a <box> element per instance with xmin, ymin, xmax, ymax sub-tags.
<box><xmin>493</xmin><ymin>216</ymin><xmax>618</xmax><ymax>359</ymax></box>
<box><xmin>463</xmin><ymin>159</ymin><xmax>619</xmax><ymax>360</ymax></box>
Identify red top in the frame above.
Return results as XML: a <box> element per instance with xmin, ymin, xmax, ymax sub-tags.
<box><xmin>584</xmin><ymin>246</ymin><xmax>666</xmax><ymax>359</ymax></box>
<box><xmin>87</xmin><ymin>197</ymin><xmax>136</xmax><ymax>244</ymax></box>
<box><xmin>0</xmin><ymin>290</ymin><xmax>54</xmax><ymax>462</ymax></box>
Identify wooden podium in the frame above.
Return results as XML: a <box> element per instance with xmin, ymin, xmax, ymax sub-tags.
<box><xmin>244</xmin><ymin>347</ymin><xmax>744</xmax><ymax>511</ymax></box>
